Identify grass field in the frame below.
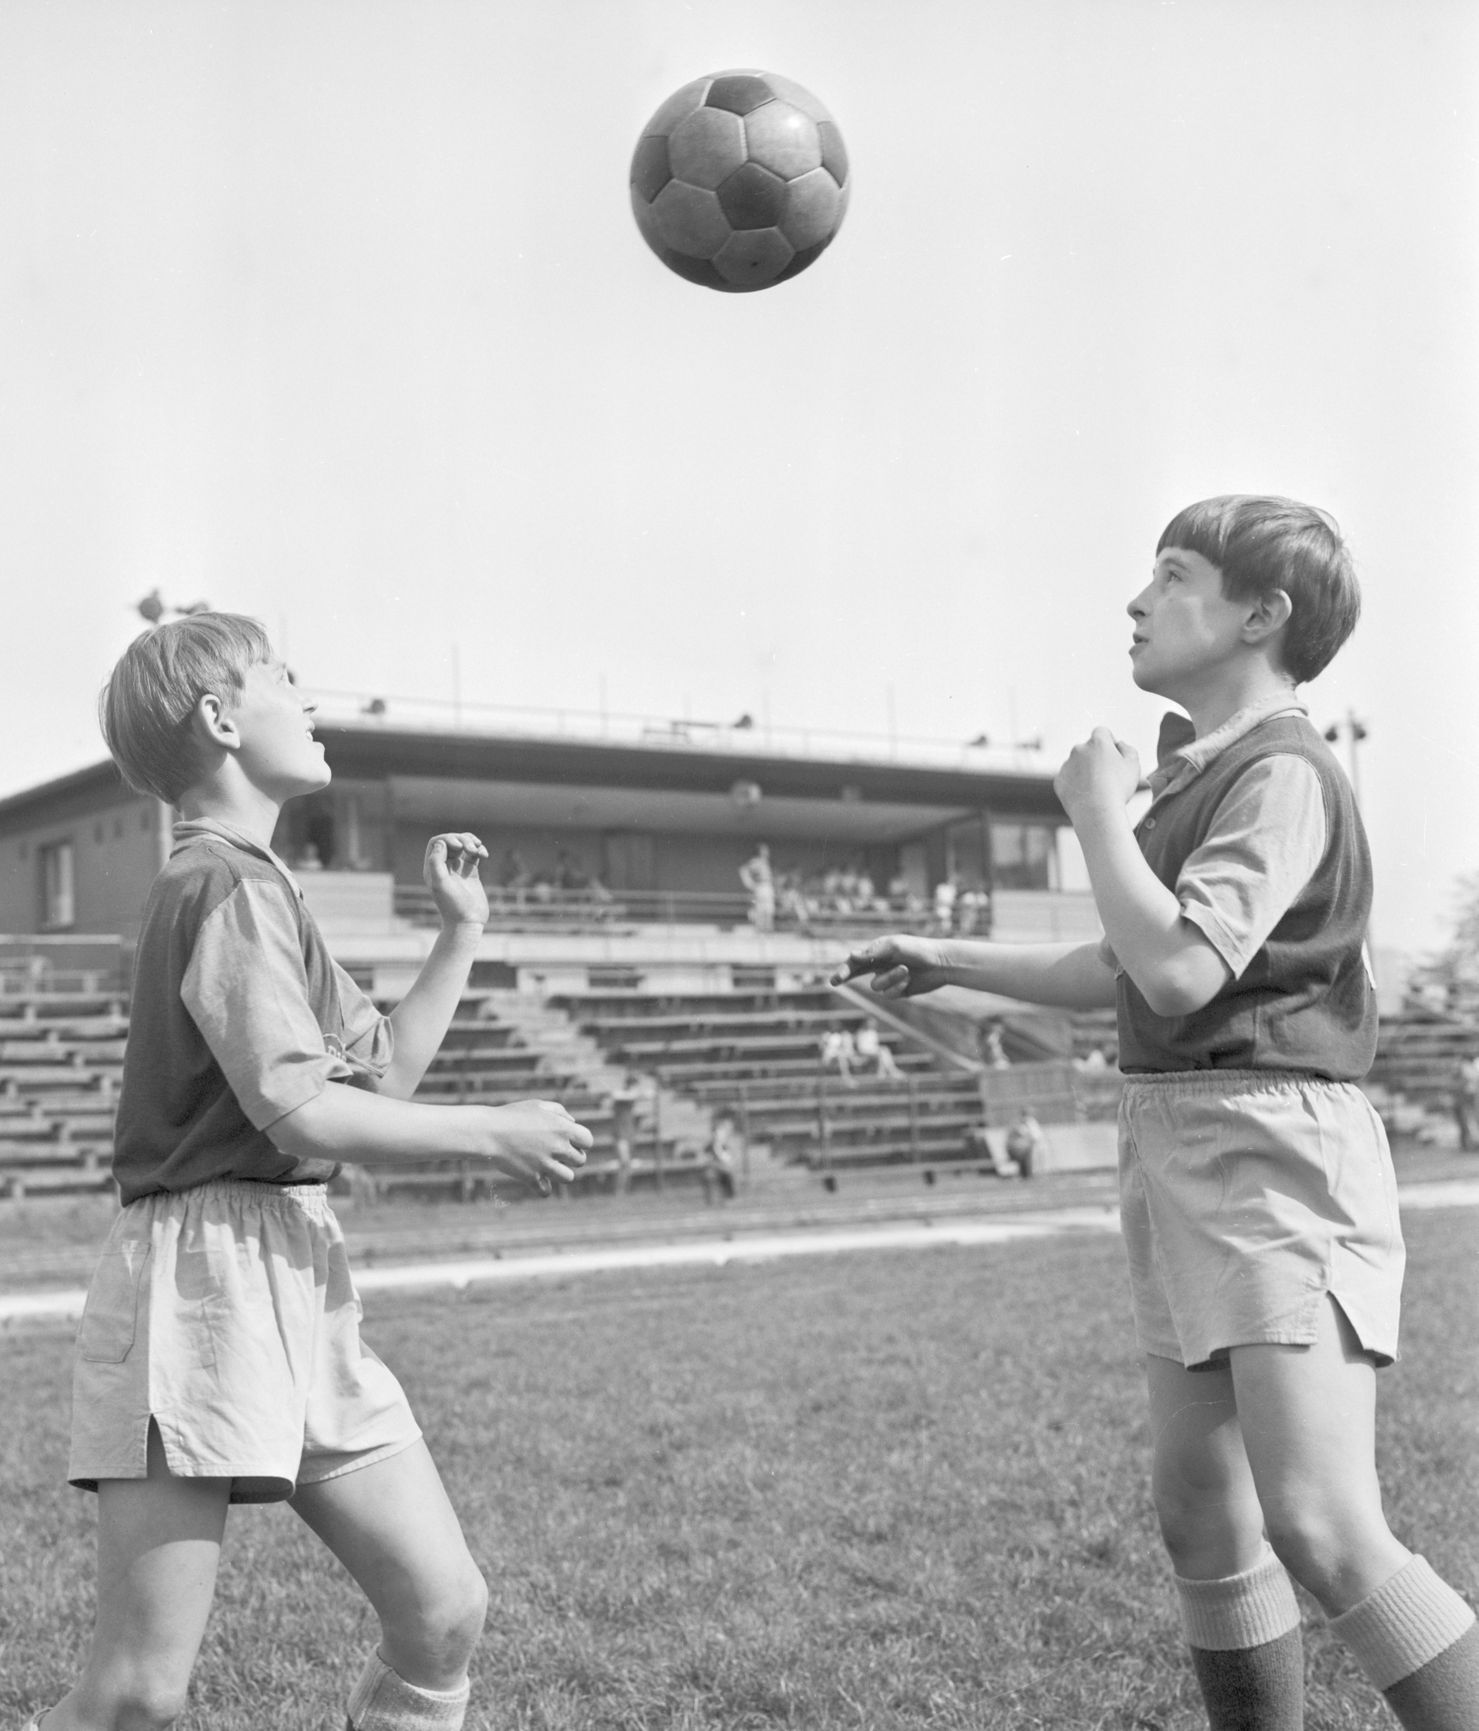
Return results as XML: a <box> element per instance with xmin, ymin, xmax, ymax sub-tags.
<box><xmin>2</xmin><ymin>1206</ymin><xmax>1475</xmax><ymax>1731</ymax></box>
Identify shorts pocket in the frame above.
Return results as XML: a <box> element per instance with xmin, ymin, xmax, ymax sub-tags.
<box><xmin>77</xmin><ymin>1245</ymin><xmax>150</xmax><ymax>1363</ymax></box>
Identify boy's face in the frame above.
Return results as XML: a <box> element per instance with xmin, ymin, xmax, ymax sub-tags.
<box><xmin>1126</xmin><ymin>548</ymin><xmax>1254</xmax><ymax>704</ymax></box>
<box><xmin>225</xmin><ymin>657</ymin><xmax>330</xmax><ymax>797</ymax></box>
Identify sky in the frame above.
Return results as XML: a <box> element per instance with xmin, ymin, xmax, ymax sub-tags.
<box><xmin>1</xmin><ymin>0</ymin><xmax>1476</xmax><ymax>964</ymax></box>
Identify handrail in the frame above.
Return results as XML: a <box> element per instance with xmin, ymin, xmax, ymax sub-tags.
<box><xmin>392</xmin><ymin>882</ymin><xmax>939</xmax><ymax>931</ymax></box>
<box><xmin>828</xmin><ymin>978</ymin><xmax>982</xmax><ymax>1075</ymax></box>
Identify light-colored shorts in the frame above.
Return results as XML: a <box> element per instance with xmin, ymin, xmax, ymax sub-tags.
<box><xmin>69</xmin><ymin>1179</ymin><xmax>421</xmax><ymax>1503</ymax></box>
<box><xmin>1118</xmin><ymin>1070</ymin><xmax>1404</xmax><ymax>1371</ymax></box>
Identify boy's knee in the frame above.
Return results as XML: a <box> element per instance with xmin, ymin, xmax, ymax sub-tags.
<box><xmin>1152</xmin><ymin>1474</ymin><xmax>1262</xmax><ymax>1576</ymax></box>
<box><xmin>108</xmin><ymin>1675</ymin><xmax>193</xmax><ymax>1731</ymax></box>
<box><xmin>391</xmin><ymin>1557</ymin><xmax>488</xmax><ymax>1670</ymax></box>
<box><xmin>1261</xmin><ymin>1503</ymin><xmax>1353</xmax><ymax>1596</ymax></box>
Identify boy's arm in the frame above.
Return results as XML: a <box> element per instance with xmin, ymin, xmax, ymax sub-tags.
<box><xmin>1055</xmin><ymin>729</ymin><xmax>1230</xmax><ymax>1018</ymax></box>
<box><xmin>377</xmin><ymin>833</ymin><xmax>490</xmax><ymax>1099</ymax></box>
<box><xmin>833</xmin><ymin>936</ymin><xmax>1117</xmax><ymax>1009</ymax></box>
<box><xmin>268</xmin><ymin>1083</ymin><xmax>591</xmax><ymax>1186</ymax></box>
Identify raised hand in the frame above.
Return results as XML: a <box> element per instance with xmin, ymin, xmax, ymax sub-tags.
<box><xmin>423</xmin><ymin>831</ymin><xmax>490</xmax><ymax>928</ymax></box>
<box><xmin>1053</xmin><ymin>728</ymin><xmax>1142</xmax><ymax>824</ymax></box>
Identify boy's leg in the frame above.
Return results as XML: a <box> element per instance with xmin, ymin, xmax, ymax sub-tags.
<box><xmin>1146</xmin><ymin>1354</ymin><xmax>1305</xmax><ymax>1730</ymax></box>
<box><xmin>1232</xmin><ymin>1295</ymin><xmax>1478</xmax><ymax>1729</ymax></box>
<box><xmin>41</xmin><ymin>1421</ymin><xmax>230</xmax><ymax>1731</ymax></box>
<box><xmin>291</xmin><ymin>1439</ymin><xmax>488</xmax><ymax>1731</ymax></box>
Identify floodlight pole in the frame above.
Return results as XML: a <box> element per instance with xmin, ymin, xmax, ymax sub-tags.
<box><xmin>1323</xmin><ymin>710</ymin><xmax>1368</xmax><ymax>808</ymax></box>
<box><xmin>1324</xmin><ymin>711</ymin><xmax>1374</xmax><ymax>980</ymax></box>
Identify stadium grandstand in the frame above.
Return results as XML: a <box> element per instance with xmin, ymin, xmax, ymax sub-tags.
<box><xmin>0</xmin><ymin>695</ymin><xmax>1470</xmax><ymax>1202</ymax></box>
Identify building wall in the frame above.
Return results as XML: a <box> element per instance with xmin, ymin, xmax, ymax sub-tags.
<box><xmin>0</xmin><ymin>789</ymin><xmax>166</xmax><ymax>937</ymax></box>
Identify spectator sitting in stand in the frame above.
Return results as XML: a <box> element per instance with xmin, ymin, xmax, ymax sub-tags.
<box><xmin>702</xmin><ymin>1112</ymin><xmax>739</xmax><ymax>1202</ymax></box>
<box><xmin>933</xmin><ymin>876</ymin><xmax>958</xmax><ymax>935</ymax></box>
<box><xmin>497</xmin><ymin>848</ymin><xmax>531</xmax><ymax>908</ymax></box>
<box><xmin>979</xmin><ymin>1018</ymin><xmax>1011</xmax><ymax>1069</ymax></box>
<box><xmin>819</xmin><ymin>1027</ymin><xmax>857</xmax><ymax>1081</ymax></box>
<box><xmin>1005</xmin><ymin>1108</ymin><xmax>1046</xmax><ymax>1177</ymax></box>
<box><xmin>777</xmin><ymin>869</ymin><xmax>811</xmax><ymax>931</ymax></box>
<box><xmin>854</xmin><ymin>1023</ymin><xmax>903</xmax><ymax>1079</ymax></box>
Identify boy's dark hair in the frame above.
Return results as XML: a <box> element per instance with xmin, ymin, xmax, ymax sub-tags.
<box><xmin>1157</xmin><ymin>495</ymin><xmax>1360</xmax><ymax>684</ymax></box>
<box><xmin>99</xmin><ymin>613</ymin><xmax>274</xmax><ymax>804</ymax></box>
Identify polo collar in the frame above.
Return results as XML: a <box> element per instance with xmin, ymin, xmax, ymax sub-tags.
<box><xmin>171</xmin><ymin>817</ymin><xmax>304</xmax><ymax>898</ymax></box>
<box><xmin>1149</xmin><ymin>693</ymin><xmax>1308</xmax><ymax>797</ymax></box>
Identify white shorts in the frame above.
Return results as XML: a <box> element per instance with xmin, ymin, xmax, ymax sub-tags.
<box><xmin>68</xmin><ymin>1180</ymin><xmax>421</xmax><ymax>1503</ymax></box>
<box><xmin>1118</xmin><ymin>1071</ymin><xmax>1405</xmax><ymax>1371</ymax></box>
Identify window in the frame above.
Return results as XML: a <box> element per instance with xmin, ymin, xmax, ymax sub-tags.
<box><xmin>990</xmin><ymin>822</ymin><xmax>1057</xmax><ymax>891</ymax></box>
<box><xmin>588</xmin><ymin>966</ymin><xmax>643</xmax><ymax>991</ymax></box>
<box><xmin>39</xmin><ymin>839</ymin><xmax>75</xmax><ymax>929</ymax></box>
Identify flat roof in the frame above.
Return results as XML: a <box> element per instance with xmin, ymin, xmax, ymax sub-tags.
<box><xmin>0</xmin><ymin>714</ymin><xmax>1066</xmax><ymax>835</ymax></box>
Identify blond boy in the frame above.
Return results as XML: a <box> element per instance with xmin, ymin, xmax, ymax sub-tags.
<box><xmin>25</xmin><ymin>615</ymin><xmax>590</xmax><ymax>1731</ymax></box>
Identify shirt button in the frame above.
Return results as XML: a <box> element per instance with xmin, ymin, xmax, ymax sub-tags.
<box><xmin>1143</xmin><ymin>817</ymin><xmax>1156</xmax><ymax>830</ymax></box>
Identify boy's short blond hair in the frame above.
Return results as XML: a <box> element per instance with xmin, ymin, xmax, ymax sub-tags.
<box><xmin>99</xmin><ymin>613</ymin><xmax>274</xmax><ymax>804</ymax></box>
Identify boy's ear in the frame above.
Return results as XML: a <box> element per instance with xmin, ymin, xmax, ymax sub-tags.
<box><xmin>192</xmin><ymin>691</ymin><xmax>242</xmax><ymax>752</ymax></box>
<box><xmin>1242</xmin><ymin>588</ymin><xmax>1293</xmax><ymax>645</ymax></box>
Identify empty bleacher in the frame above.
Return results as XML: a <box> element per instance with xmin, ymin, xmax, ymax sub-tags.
<box><xmin>1366</xmin><ymin>1005</ymin><xmax>1477</xmax><ymax>1130</ymax></box>
<box><xmin>0</xmin><ymin>988</ymin><xmax>127</xmax><ymax>1199</ymax></box>
<box><xmin>2</xmin><ymin>950</ymin><xmax>1461</xmax><ymax>1208</ymax></box>
<box><xmin>371</xmin><ymin>996</ymin><xmax>707</xmax><ymax>1199</ymax></box>
<box><xmin>547</xmin><ymin>983</ymin><xmax>1071</xmax><ymax>1174</ymax></box>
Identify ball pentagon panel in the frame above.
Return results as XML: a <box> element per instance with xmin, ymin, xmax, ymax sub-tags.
<box><xmin>713</xmin><ymin>227</ymin><xmax>795</xmax><ymax>289</ymax></box>
<box><xmin>667</xmin><ymin>105</ymin><xmax>747</xmax><ymax>189</ymax></box>
<box><xmin>704</xmin><ymin>72</ymin><xmax>776</xmax><ymax>116</ymax></box>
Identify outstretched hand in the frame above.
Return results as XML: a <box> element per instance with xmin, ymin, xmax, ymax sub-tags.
<box><xmin>423</xmin><ymin>832</ymin><xmax>490</xmax><ymax>928</ymax></box>
<box><xmin>829</xmin><ymin>934</ymin><xmax>949</xmax><ymax>999</ymax></box>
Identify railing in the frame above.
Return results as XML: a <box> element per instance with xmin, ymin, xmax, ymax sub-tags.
<box><xmin>704</xmin><ymin>1061</ymin><xmax>1125</xmax><ymax>1170</ymax></box>
<box><xmin>0</xmin><ymin>935</ymin><xmax>131</xmax><ymax>997</ymax></box>
<box><xmin>391</xmin><ymin>882</ymin><xmax>1104</xmax><ymax>946</ymax></box>
<box><xmin>394</xmin><ymin>884</ymin><xmax>942</xmax><ymax>932</ymax></box>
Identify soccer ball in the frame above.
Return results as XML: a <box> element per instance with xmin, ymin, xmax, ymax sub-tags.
<box><xmin>629</xmin><ymin>69</ymin><xmax>850</xmax><ymax>293</ymax></box>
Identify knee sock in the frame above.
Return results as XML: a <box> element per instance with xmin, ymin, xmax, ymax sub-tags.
<box><xmin>1175</xmin><ymin>1546</ymin><xmax>1305</xmax><ymax>1730</ymax></box>
<box><xmin>345</xmin><ymin>1650</ymin><xmax>470</xmax><ymax>1731</ymax></box>
<box><xmin>1330</xmin><ymin>1555</ymin><xmax>1479</xmax><ymax>1731</ymax></box>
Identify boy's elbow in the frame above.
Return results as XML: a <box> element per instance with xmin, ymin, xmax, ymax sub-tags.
<box><xmin>267</xmin><ymin>1089</ymin><xmax>336</xmax><ymax>1161</ymax></box>
<box><xmin>1142</xmin><ymin>979</ymin><xmax>1210</xmax><ymax>1019</ymax></box>
<box><xmin>1141</xmin><ymin>950</ymin><xmax>1231</xmax><ymax>1019</ymax></box>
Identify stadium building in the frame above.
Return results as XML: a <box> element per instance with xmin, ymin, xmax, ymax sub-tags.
<box><xmin>0</xmin><ymin>697</ymin><xmax>1125</xmax><ymax>1199</ymax></box>
<box><xmin>0</xmin><ymin>695</ymin><xmax>1099</xmax><ymax>985</ymax></box>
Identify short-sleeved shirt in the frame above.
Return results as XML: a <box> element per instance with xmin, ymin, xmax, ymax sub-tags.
<box><xmin>1102</xmin><ymin>696</ymin><xmax>1377</xmax><ymax>1078</ymax></box>
<box><xmin>112</xmin><ymin>819</ymin><xmax>393</xmax><ymax>1205</ymax></box>
<box><xmin>1099</xmin><ymin>697</ymin><xmax>1325</xmax><ymax>980</ymax></box>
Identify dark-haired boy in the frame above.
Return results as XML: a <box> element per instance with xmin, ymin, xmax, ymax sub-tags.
<box><xmin>25</xmin><ymin>614</ymin><xmax>591</xmax><ymax>1731</ymax></box>
<box><xmin>836</xmin><ymin>497</ymin><xmax>1478</xmax><ymax>1730</ymax></box>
